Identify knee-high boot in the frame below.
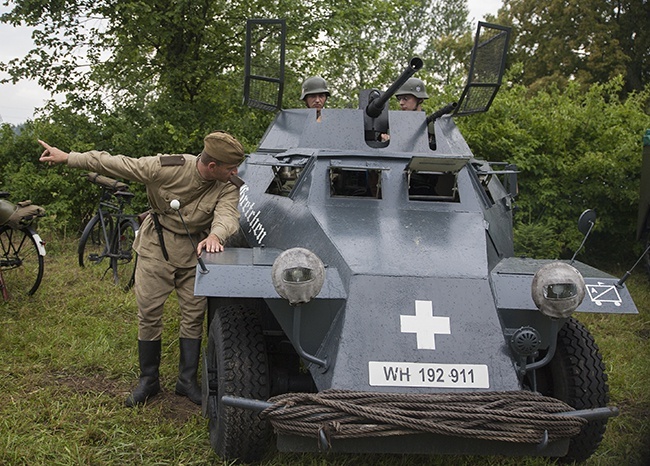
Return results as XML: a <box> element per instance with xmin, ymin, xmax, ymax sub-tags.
<box><xmin>125</xmin><ymin>339</ymin><xmax>161</xmax><ymax>407</ymax></box>
<box><xmin>175</xmin><ymin>338</ymin><xmax>202</xmax><ymax>404</ymax></box>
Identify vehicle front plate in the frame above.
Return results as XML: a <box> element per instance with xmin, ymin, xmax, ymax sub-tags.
<box><xmin>369</xmin><ymin>361</ymin><xmax>489</xmax><ymax>388</ymax></box>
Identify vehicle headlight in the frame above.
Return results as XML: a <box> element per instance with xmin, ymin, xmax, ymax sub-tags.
<box><xmin>531</xmin><ymin>262</ymin><xmax>585</xmax><ymax>319</ymax></box>
<box><xmin>272</xmin><ymin>248</ymin><xmax>325</xmax><ymax>305</ymax></box>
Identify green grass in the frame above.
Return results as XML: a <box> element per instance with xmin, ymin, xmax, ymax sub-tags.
<box><xmin>1</xmin><ymin>237</ymin><xmax>649</xmax><ymax>465</ymax></box>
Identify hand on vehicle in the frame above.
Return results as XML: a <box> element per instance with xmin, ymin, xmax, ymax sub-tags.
<box><xmin>198</xmin><ymin>233</ymin><xmax>224</xmax><ymax>254</ymax></box>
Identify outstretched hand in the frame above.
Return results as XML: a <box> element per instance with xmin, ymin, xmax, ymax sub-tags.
<box><xmin>38</xmin><ymin>140</ymin><xmax>70</xmax><ymax>165</ymax></box>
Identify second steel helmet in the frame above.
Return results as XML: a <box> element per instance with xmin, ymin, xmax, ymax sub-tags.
<box><xmin>300</xmin><ymin>76</ymin><xmax>330</xmax><ymax>100</ymax></box>
<box><xmin>396</xmin><ymin>77</ymin><xmax>429</xmax><ymax>99</ymax></box>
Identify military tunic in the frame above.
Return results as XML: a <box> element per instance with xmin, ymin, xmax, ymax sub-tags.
<box><xmin>69</xmin><ymin>150</ymin><xmax>241</xmax><ymax>340</ymax></box>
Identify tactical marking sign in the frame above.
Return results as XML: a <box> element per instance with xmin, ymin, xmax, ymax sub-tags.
<box><xmin>400</xmin><ymin>300</ymin><xmax>451</xmax><ymax>350</ymax></box>
<box><xmin>369</xmin><ymin>362</ymin><xmax>490</xmax><ymax>388</ymax></box>
<box><xmin>586</xmin><ymin>282</ymin><xmax>622</xmax><ymax>307</ymax></box>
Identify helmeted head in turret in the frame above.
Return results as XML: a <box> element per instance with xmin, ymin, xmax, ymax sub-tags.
<box><xmin>301</xmin><ymin>76</ymin><xmax>330</xmax><ymax>110</ymax></box>
<box><xmin>396</xmin><ymin>77</ymin><xmax>428</xmax><ymax>111</ymax></box>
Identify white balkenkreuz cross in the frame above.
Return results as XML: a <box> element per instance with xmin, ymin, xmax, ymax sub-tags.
<box><xmin>400</xmin><ymin>300</ymin><xmax>451</xmax><ymax>350</ymax></box>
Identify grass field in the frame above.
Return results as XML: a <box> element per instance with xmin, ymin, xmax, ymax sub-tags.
<box><xmin>1</xmin><ymin>237</ymin><xmax>649</xmax><ymax>465</ymax></box>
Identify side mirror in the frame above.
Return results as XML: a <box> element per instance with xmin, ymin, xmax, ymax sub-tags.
<box><xmin>578</xmin><ymin>209</ymin><xmax>597</xmax><ymax>236</ymax></box>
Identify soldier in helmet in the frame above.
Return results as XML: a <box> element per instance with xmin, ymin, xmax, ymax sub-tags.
<box><xmin>395</xmin><ymin>77</ymin><xmax>429</xmax><ymax>111</ymax></box>
<box><xmin>380</xmin><ymin>77</ymin><xmax>430</xmax><ymax>142</ymax></box>
<box><xmin>301</xmin><ymin>76</ymin><xmax>330</xmax><ymax>121</ymax></box>
<box><xmin>38</xmin><ymin>132</ymin><xmax>245</xmax><ymax>408</ymax></box>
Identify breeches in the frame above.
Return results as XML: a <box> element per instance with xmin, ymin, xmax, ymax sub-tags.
<box><xmin>133</xmin><ymin>255</ymin><xmax>206</xmax><ymax>341</ymax></box>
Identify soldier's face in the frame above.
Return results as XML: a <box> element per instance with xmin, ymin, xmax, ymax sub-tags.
<box><xmin>396</xmin><ymin>94</ymin><xmax>421</xmax><ymax>111</ymax></box>
<box><xmin>211</xmin><ymin>162</ymin><xmax>239</xmax><ymax>182</ymax></box>
<box><xmin>304</xmin><ymin>93</ymin><xmax>327</xmax><ymax>109</ymax></box>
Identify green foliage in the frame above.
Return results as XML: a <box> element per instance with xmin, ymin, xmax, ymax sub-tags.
<box><xmin>460</xmin><ymin>77</ymin><xmax>650</xmax><ymax>261</ymax></box>
<box><xmin>500</xmin><ymin>0</ymin><xmax>650</xmax><ymax>93</ymax></box>
<box><xmin>513</xmin><ymin>222</ymin><xmax>563</xmax><ymax>259</ymax></box>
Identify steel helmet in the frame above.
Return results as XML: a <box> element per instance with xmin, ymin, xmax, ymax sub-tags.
<box><xmin>300</xmin><ymin>76</ymin><xmax>330</xmax><ymax>100</ymax></box>
<box><xmin>0</xmin><ymin>199</ymin><xmax>16</xmax><ymax>226</ymax></box>
<box><xmin>396</xmin><ymin>77</ymin><xmax>429</xmax><ymax>99</ymax></box>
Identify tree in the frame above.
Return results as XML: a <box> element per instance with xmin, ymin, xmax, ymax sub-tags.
<box><xmin>498</xmin><ymin>0</ymin><xmax>649</xmax><ymax>93</ymax></box>
<box><xmin>422</xmin><ymin>0</ymin><xmax>473</xmax><ymax>89</ymax></box>
<box><xmin>459</xmin><ymin>75</ymin><xmax>650</xmax><ymax>260</ymax></box>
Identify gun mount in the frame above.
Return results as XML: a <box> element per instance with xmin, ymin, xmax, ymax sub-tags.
<box><xmin>366</xmin><ymin>57</ymin><xmax>423</xmax><ymax>118</ymax></box>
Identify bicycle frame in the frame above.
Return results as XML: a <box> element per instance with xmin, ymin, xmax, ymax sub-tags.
<box><xmin>79</xmin><ymin>174</ymin><xmax>139</xmax><ymax>289</ymax></box>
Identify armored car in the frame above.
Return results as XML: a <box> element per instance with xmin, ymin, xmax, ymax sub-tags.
<box><xmin>195</xmin><ymin>20</ymin><xmax>638</xmax><ymax>463</ymax></box>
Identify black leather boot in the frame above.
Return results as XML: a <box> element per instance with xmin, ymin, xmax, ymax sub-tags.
<box><xmin>175</xmin><ymin>338</ymin><xmax>202</xmax><ymax>404</ymax></box>
<box><xmin>125</xmin><ymin>339</ymin><xmax>161</xmax><ymax>407</ymax></box>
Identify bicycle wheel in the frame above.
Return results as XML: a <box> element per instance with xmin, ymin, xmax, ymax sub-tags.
<box><xmin>0</xmin><ymin>225</ymin><xmax>45</xmax><ymax>299</ymax></box>
<box><xmin>111</xmin><ymin>218</ymin><xmax>138</xmax><ymax>290</ymax></box>
<box><xmin>78</xmin><ymin>213</ymin><xmax>113</xmax><ymax>267</ymax></box>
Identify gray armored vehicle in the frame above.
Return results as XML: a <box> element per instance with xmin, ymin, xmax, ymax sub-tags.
<box><xmin>195</xmin><ymin>20</ymin><xmax>638</xmax><ymax>463</ymax></box>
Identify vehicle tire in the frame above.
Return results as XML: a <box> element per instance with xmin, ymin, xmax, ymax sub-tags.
<box><xmin>111</xmin><ymin>218</ymin><xmax>138</xmax><ymax>290</ymax></box>
<box><xmin>535</xmin><ymin>317</ymin><xmax>609</xmax><ymax>463</ymax></box>
<box><xmin>0</xmin><ymin>225</ymin><xmax>45</xmax><ymax>298</ymax></box>
<box><xmin>205</xmin><ymin>305</ymin><xmax>270</xmax><ymax>463</ymax></box>
<box><xmin>78</xmin><ymin>213</ymin><xmax>112</xmax><ymax>267</ymax></box>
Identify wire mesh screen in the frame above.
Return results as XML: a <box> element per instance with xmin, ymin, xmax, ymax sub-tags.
<box><xmin>244</xmin><ymin>19</ymin><xmax>286</xmax><ymax>112</ymax></box>
<box><xmin>455</xmin><ymin>22</ymin><xmax>511</xmax><ymax>116</ymax></box>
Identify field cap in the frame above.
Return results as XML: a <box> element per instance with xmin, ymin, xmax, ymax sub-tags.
<box><xmin>202</xmin><ymin>131</ymin><xmax>245</xmax><ymax>165</ymax></box>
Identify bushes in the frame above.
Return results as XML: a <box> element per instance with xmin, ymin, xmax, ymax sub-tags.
<box><xmin>461</xmin><ymin>78</ymin><xmax>650</xmax><ymax>261</ymax></box>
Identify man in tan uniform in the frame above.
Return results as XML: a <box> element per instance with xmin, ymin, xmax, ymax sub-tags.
<box><xmin>38</xmin><ymin>131</ymin><xmax>245</xmax><ymax>407</ymax></box>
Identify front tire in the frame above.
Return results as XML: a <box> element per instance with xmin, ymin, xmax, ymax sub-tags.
<box><xmin>206</xmin><ymin>305</ymin><xmax>271</xmax><ymax>463</ymax></box>
<box><xmin>0</xmin><ymin>225</ymin><xmax>44</xmax><ymax>298</ymax></box>
<box><xmin>111</xmin><ymin>218</ymin><xmax>138</xmax><ymax>290</ymax></box>
<box><xmin>535</xmin><ymin>317</ymin><xmax>609</xmax><ymax>463</ymax></box>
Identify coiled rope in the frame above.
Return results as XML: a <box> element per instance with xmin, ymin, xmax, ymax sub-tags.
<box><xmin>259</xmin><ymin>390</ymin><xmax>587</xmax><ymax>446</ymax></box>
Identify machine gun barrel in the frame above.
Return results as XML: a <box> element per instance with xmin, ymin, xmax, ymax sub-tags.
<box><xmin>426</xmin><ymin>102</ymin><xmax>458</xmax><ymax>124</ymax></box>
<box><xmin>366</xmin><ymin>57</ymin><xmax>423</xmax><ymax>118</ymax></box>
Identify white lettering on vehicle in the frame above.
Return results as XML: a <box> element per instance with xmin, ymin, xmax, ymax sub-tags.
<box><xmin>369</xmin><ymin>362</ymin><xmax>489</xmax><ymax>388</ymax></box>
<box><xmin>239</xmin><ymin>184</ymin><xmax>267</xmax><ymax>245</ymax></box>
<box><xmin>400</xmin><ymin>300</ymin><xmax>451</xmax><ymax>350</ymax></box>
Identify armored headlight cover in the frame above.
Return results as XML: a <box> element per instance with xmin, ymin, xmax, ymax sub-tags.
<box><xmin>272</xmin><ymin>248</ymin><xmax>325</xmax><ymax>305</ymax></box>
<box><xmin>531</xmin><ymin>262</ymin><xmax>585</xmax><ymax>319</ymax></box>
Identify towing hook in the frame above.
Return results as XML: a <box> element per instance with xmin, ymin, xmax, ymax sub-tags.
<box><xmin>536</xmin><ymin>429</ymin><xmax>549</xmax><ymax>450</ymax></box>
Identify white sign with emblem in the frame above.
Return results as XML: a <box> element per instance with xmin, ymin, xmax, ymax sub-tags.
<box><xmin>371</xmin><ymin>300</ymin><xmax>490</xmax><ymax>388</ymax></box>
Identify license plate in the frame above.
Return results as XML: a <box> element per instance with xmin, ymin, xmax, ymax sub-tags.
<box><xmin>368</xmin><ymin>361</ymin><xmax>489</xmax><ymax>388</ymax></box>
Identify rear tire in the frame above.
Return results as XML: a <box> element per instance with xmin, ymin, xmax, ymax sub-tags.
<box><xmin>535</xmin><ymin>317</ymin><xmax>609</xmax><ymax>463</ymax></box>
<box><xmin>206</xmin><ymin>305</ymin><xmax>270</xmax><ymax>463</ymax></box>
<box><xmin>78</xmin><ymin>214</ymin><xmax>112</xmax><ymax>267</ymax></box>
<box><xmin>0</xmin><ymin>225</ymin><xmax>44</xmax><ymax>298</ymax></box>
